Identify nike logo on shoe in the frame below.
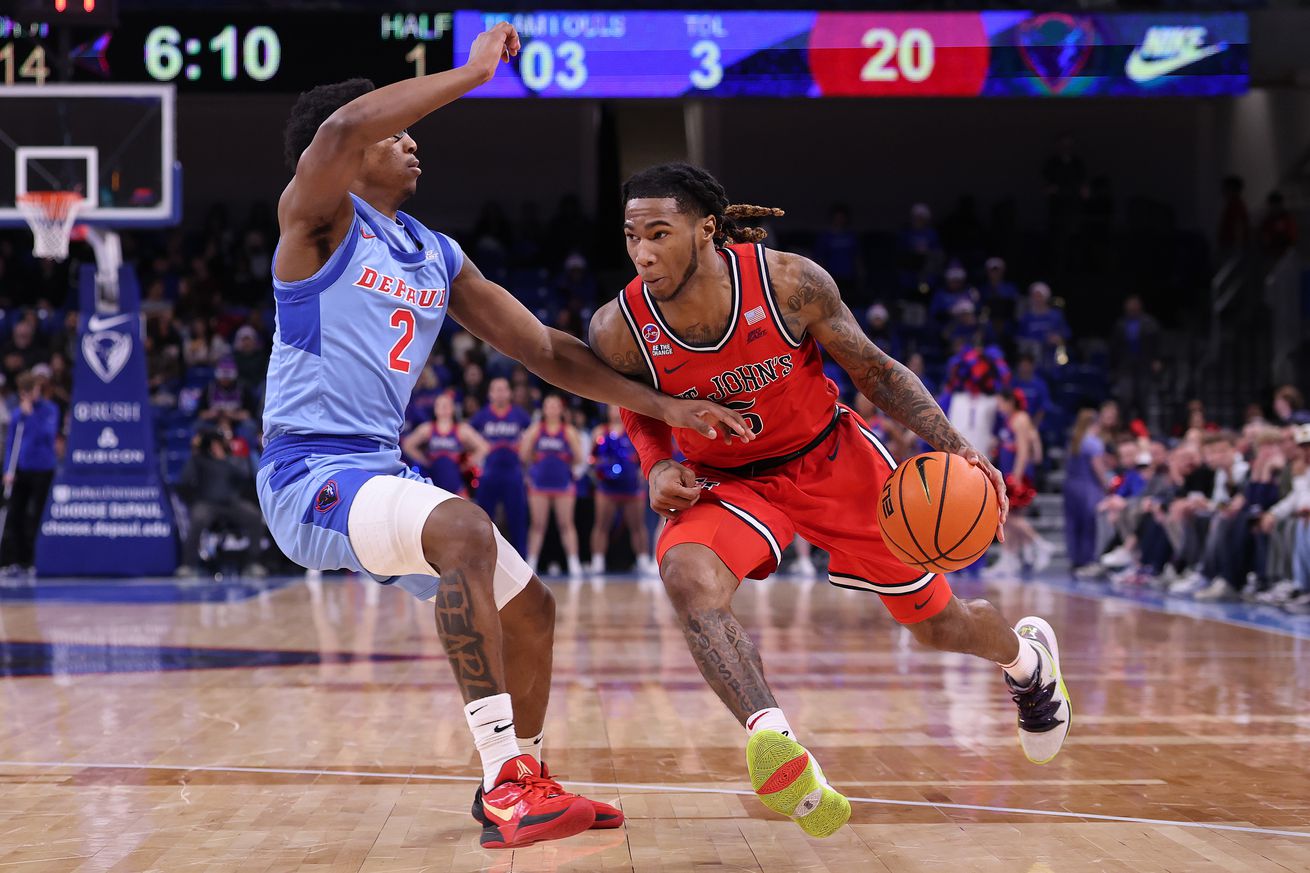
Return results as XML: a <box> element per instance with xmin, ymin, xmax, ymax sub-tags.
<box><xmin>483</xmin><ymin>801</ymin><xmax>516</xmax><ymax>822</ymax></box>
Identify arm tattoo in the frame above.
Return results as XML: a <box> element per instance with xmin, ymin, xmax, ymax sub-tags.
<box><xmin>680</xmin><ymin>608</ymin><xmax>777</xmax><ymax>725</ymax></box>
<box><xmin>432</xmin><ymin>569</ymin><xmax>500</xmax><ymax>701</ymax></box>
<box><xmin>588</xmin><ymin>304</ymin><xmax>653</xmax><ymax>381</ymax></box>
<box><xmin>787</xmin><ymin>261</ymin><xmax>969</xmax><ymax>454</ymax></box>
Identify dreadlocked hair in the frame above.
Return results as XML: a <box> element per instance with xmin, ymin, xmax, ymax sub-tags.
<box><xmin>622</xmin><ymin>162</ymin><xmax>784</xmax><ymax>247</ymax></box>
<box><xmin>283</xmin><ymin>78</ymin><xmax>375</xmax><ymax>171</ymax></box>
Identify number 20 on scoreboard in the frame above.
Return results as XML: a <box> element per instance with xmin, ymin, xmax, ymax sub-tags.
<box><xmin>808</xmin><ymin>12</ymin><xmax>990</xmax><ymax>97</ymax></box>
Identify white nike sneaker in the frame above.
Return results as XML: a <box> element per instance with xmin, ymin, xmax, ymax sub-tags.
<box><xmin>1006</xmin><ymin>616</ymin><xmax>1072</xmax><ymax>764</ymax></box>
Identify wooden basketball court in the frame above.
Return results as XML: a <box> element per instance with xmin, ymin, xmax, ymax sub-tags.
<box><xmin>1</xmin><ymin>571</ymin><xmax>1307</xmax><ymax>872</ymax></box>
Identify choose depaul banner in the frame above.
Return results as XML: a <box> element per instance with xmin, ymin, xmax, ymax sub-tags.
<box><xmin>35</xmin><ymin>265</ymin><xmax>176</xmax><ymax>576</ymax></box>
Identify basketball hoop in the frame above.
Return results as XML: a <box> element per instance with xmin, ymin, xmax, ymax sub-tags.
<box><xmin>16</xmin><ymin>191</ymin><xmax>86</xmax><ymax>261</ymax></box>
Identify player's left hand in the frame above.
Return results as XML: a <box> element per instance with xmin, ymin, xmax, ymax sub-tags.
<box><xmin>659</xmin><ymin>398</ymin><xmax>755</xmax><ymax>445</ymax></box>
<box><xmin>959</xmin><ymin>446</ymin><xmax>1009</xmax><ymax>542</ymax></box>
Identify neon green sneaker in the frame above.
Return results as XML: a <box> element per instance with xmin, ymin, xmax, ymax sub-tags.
<box><xmin>746</xmin><ymin>730</ymin><xmax>851</xmax><ymax>838</ymax></box>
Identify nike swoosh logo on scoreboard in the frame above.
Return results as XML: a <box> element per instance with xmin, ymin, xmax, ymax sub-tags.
<box><xmin>1125</xmin><ymin>43</ymin><xmax>1226</xmax><ymax>83</ymax></box>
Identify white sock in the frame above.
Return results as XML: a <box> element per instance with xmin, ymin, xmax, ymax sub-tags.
<box><xmin>464</xmin><ymin>694</ymin><xmax>522</xmax><ymax>791</ymax></box>
<box><xmin>999</xmin><ymin>633</ymin><xmax>1041</xmax><ymax>686</ymax></box>
<box><xmin>746</xmin><ymin>707</ymin><xmax>796</xmax><ymax>742</ymax></box>
<box><xmin>517</xmin><ymin>730</ymin><xmax>544</xmax><ymax>764</ymax></box>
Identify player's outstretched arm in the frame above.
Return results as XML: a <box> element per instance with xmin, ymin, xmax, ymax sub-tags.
<box><xmin>277</xmin><ymin>24</ymin><xmax>520</xmax><ymax>277</ymax></box>
<box><xmin>768</xmin><ymin>250</ymin><xmax>1009</xmax><ymax>526</ymax></box>
<box><xmin>448</xmin><ymin>260</ymin><xmax>752</xmax><ymax>443</ymax></box>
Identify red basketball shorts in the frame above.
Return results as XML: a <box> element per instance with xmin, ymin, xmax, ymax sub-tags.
<box><xmin>657</xmin><ymin>407</ymin><xmax>953</xmax><ymax>624</ymax></box>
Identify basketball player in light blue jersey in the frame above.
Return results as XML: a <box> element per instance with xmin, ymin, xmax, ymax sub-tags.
<box><xmin>259</xmin><ymin>22</ymin><xmax>752</xmax><ymax>849</ymax></box>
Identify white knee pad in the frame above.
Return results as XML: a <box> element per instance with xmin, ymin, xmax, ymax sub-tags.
<box><xmin>347</xmin><ymin>475</ymin><xmax>533</xmax><ymax>609</ymax></box>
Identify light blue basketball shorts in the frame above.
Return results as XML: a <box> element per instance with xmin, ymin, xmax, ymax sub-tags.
<box><xmin>257</xmin><ymin>434</ymin><xmax>532</xmax><ymax>607</ymax></box>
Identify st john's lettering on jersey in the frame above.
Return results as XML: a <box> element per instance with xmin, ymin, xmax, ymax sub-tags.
<box><xmin>353</xmin><ymin>266</ymin><xmax>447</xmax><ymax>309</ymax></box>
<box><xmin>676</xmin><ymin>353</ymin><xmax>794</xmax><ymax>401</ymax></box>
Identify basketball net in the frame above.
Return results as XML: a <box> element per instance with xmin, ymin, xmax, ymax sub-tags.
<box><xmin>16</xmin><ymin>191</ymin><xmax>86</xmax><ymax>262</ymax></box>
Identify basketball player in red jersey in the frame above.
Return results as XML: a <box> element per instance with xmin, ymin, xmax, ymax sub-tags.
<box><xmin>588</xmin><ymin>164</ymin><xmax>1072</xmax><ymax>837</ymax></box>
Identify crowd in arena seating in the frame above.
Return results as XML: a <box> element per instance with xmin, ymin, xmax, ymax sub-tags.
<box><xmin>0</xmin><ymin>146</ymin><xmax>1302</xmax><ymax>604</ymax></box>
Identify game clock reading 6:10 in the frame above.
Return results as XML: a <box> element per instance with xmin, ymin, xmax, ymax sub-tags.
<box><xmin>144</xmin><ymin>25</ymin><xmax>279</xmax><ymax>83</ymax></box>
<box><xmin>103</xmin><ymin>13</ymin><xmax>456</xmax><ymax>91</ymax></box>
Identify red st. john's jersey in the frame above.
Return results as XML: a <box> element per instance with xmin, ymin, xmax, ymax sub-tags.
<box><xmin>618</xmin><ymin>243</ymin><xmax>839</xmax><ymax>469</ymax></box>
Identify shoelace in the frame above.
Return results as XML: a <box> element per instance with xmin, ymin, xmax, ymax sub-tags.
<box><xmin>521</xmin><ymin>773</ymin><xmax>571</xmax><ymax>799</ymax></box>
<box><xmin>1009</xmin><ymin>666</ymin><xmax>1064</xmax><ymax>733</ymax></box>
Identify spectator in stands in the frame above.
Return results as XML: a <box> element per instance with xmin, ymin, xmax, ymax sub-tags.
<box><xmin>0</xmin><ymin>372</ymin><xmax>58</xmax><ymax>573</ymax></box>
<box><xmin>1015</xmin><ymin>282</ymin><xmax>1070</xmax><ymax>370</ymax></box>
<box><xmin>176</xmin><ymin>430</ymin><xmax>266</xmax><ymax>579</ymax></box>
<box><xmin>980</xmin><ymin>257</ymin><xmax>1020</xmax><ymax>337</ymax></box>
<box><xmin>1259</xmin><ymin>190</ymin><xmax>1297</xmax><ymax>260</ymax></box>
<box><xmin>1012</xmin><ymin>353</ymin><xmax>1053</xmax><ymax>439</ymax></box>
<box><xmin>813</xmin><ymin>203</ymin><xmax>861</xmax><ymax>295</ymax></box>
<box><xmin>929</xmin><ymin>264</ymin><xmax>978</xmax><ymax>323</ymax></box>
<box><xmin>199</xmin><ymin>357</ymin><xmax>256</xmax><ymax>427</ymax></box>
<box><xmin>897</xmin><ymin>202</ymin><xmax>942</xmax><ymax>292</ymax></box>
<box><xmin>942</xmin><ymin>341</ymin><xmax>1009</xmax><ymax>456</ymax></box>
<box><xmin>232</xmin><ymin>325</ymin><xmax>268</xmax><ymax>387</ymax></box>
<box><xmin>1272</xmin><ymin>385</ymin><xmax>1308</xmax><ymax>426</ymax></box>
<box><xmin>1109</xmin><ymin>295</ymin><xmax>1161</xmax><ymax>421</ymax></box>
<box><xmin>864</xmin><ymin>303</ymin><xmax>901</xmax><ymax>360</ymax></box>
<box><xmin>44</xmin><ymin>353</ymin><xmax>71</xmax><ymax>413</ymax></box>
<box><xmin>1064</xmin><ymin>408</ymin><xmax>1109</xmax><ymax>571</ymax></box>
<box><xmin>1098</xmin><ymin>399</ymin><xmax>1123</xmax><ymax>446</ymax></box>
<box><xmin>554</xmin><ymin>252</ymin><xmax>599</xmax><ymax>322</ymax></box>
<box><xmin>1258</xmin><ymin>424</ymin><xmax>1310</xmax><ymax>609</ymax></box>
<box><xmin>1191</xmin><ymin>431</ymin><xmax>1251</xmax><ymax>601</ymax></box>
<box><xmin>183</xmin><ymin>317</ymin><xmax>229</xmax><ymax>368</ymax></box>
<box><xmin>2</xmin><ymin>318</ymin><xmax>44</xmax><ymax>385</ymax></box>
<box><xmin>471</xmin><ymin>377</ymin><xmax>531</xmax><ymax>553</ymax></box>
<box><xmin>1216</xmin><ymin>175</ymin><xmax>1250</xmax><ymax>258</ymax></box>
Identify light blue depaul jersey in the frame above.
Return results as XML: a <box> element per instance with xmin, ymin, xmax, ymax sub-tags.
<box><xmin>257</xmin><ymin>194</ymin><xmax>464</xmax><ymax>599</ymax></box>
<box><xmin>263</xmin><ymin>194</ymin><xmax>461</xmax><ymax>444</ymax></box>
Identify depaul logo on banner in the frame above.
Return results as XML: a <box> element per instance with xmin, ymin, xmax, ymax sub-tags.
<box><xmin>82</xmin><ymin>312</ymin><xmax>135</xmax><ymax>384</ymax></box>
<box><xmin>36</xmin><ymin>264</ymin><xmax>176</xmax><ymax>576</ymax></box>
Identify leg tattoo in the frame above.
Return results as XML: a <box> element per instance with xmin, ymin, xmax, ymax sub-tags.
<box><xmin>681</xmin><ymin>608</ymin><xmax>777</xmax><ymax>724</ymax></box>
<box><xmin>433</xmin><ymin>570</ymin><xmax>500</xmax><ymax>701</ymax></box>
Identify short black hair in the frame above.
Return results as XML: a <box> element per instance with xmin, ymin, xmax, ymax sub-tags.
<box><xmin>621</xmin><ymin>162</ymin><xmax>782</xmax><ymax>246</ymax></box>
<box><xmin>283</xmin><ymin>78</ymin><xmax>375</xmax><ymax>171</ymax></box>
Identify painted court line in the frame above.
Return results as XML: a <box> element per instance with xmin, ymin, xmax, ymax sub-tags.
<box><xmin>1</xmin><ymin>760</ymin><xmax>1305</xmax><ymax>841</ymax></box>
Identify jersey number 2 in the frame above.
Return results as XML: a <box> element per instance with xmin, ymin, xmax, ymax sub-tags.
<box><xmin>389</xmin><ymin>309</ymin><xmax>415</xmax><ymax>374</ymax></box>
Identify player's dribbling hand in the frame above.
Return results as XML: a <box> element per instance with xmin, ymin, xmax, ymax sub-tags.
<box><xmin>649</xmin><ymin>459</ymin><xmax>701</xmax><ymax>520</ymax></box>
<box><xmin>658</xmin><ymin>398</ymin><xmax>754</xmax><ymax>444</ymax></box>
<box><xmin>464</xmin><ymin>22</ymin><xmax>521</xmax><ymax>82</ymax></box>
<box><xmin>959</xmin><ymin>446</ymin><xmax>1009</xmax><ymax>543</ymax></box>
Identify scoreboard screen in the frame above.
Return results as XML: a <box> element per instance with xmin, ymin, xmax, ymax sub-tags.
<box><xmin>454</xmin><ymin>10</ymin><xmax>1249</xmax><ymax>99</ymax></box>
<box><xmin>0</xmin><ymin>8</ymin><xmax>1247</xmax><ymax>97</ymax></box>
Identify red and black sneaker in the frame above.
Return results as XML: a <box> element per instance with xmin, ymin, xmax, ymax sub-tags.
<box><xmin>541</xmin><ymin>762</ymin><xmax>624</xmax><ymax>829</ymax></box>
<box><xmin>474</xmin><ymin>755</ymin><xmax>595</xmax><ymax>849</ymax></box>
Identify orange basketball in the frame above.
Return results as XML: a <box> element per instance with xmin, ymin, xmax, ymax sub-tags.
<box><xmin>877</xmin><ymin>452</ymin><xmax>999</xmax><ymax>574</ymax></box>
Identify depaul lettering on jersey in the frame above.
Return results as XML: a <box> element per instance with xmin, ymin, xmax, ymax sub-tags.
<box><xmin>353</xmin><ymin>266</ymin><xmax>447</xmax><ymax>309</ymax></box>
<box><xmin>676</xmin><ymin>353</ymin><xmax>794</xmax><ymax>401</ymax></box>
